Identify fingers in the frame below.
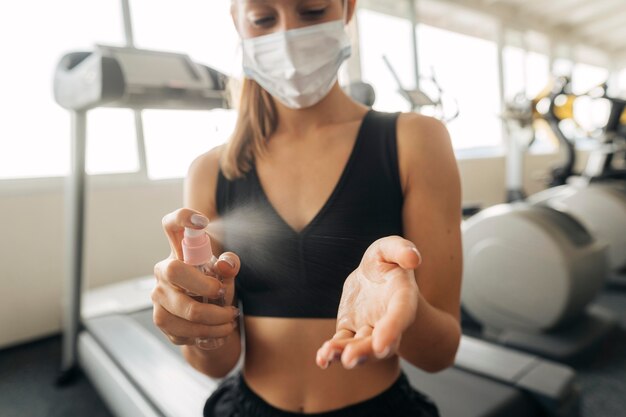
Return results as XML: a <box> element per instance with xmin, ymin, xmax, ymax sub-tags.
<box><xmin>372</xmin><ymin>290</ymin><xmax>416</xmax><ymax>357</ymax></box>
<box><xmin>153</xmin><ymin>303</ymin><xmax>237</xmax><ymax>342</ymax></box>
<box><xmin>367</xmin><ymin>236</ymin><xmax>422</xmax><ymax>270</ymax></box>
<box><xmin>151</xmin><ymin>283</ymin><xmax>239</xmax><ymax>326</ymax></box>
<box><xmin>317</xmin><ymin>329</ymin><xmax>353</xmax><ymax>369</ymax></box>
<box><xmin>162</xmin><ymin>208</ymin><xmax>209</xmax><ymax>260</ymax></box>
<box><xmin>213</xmin><ymin>252</ymin><xmax>241</xmax><ymax>282</ymax></box>
<box><xmin>156</xmin><ymin>258</ymin><xmax>223</xmax><ymax>298</ymax></box>
<box><xmin>317</xmin><ymin>326</ymin><xmax>387</xmax><ymax>370</ymax></box>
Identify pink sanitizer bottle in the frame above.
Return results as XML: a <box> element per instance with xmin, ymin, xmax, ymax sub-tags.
<box><xmin>182</xmin><ymin>227</ymin><xmax>227</xmax><ymax>350</ymax></box>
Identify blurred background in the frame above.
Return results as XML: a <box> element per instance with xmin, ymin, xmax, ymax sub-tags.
<box><xmin>1</xmin><ymin>1</ymin><xmax>625</xmax><ymax>417</ymax></box>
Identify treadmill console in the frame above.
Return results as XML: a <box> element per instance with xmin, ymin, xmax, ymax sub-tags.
<box><xmin>54</xmin><ymin>45</ymin><xmax>228</xmax><ymax>111</ymax></box>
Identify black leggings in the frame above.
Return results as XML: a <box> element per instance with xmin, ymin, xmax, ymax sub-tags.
<box><xmin>204</xmin><ymin>371</ymin><xmax>440</xmax><ymax>417</ymax></box>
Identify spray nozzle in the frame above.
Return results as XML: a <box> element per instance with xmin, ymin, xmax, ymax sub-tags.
<box><xmin>182</xmin><ymin>227</ymin><xmax>213</xmax><ymax>266</ymax></box>
<box><xmin>184</xmin><ymin>227</ymin><xmax>206</xmax><ymax>238</ymax></box>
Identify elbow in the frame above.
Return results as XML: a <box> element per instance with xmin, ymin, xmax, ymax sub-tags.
<box><xmin>409</xmin><ymin>323</ymin><xmax>461</xmax><ymax>374</ymax></box>
<box><xmin>418</xmin><ymin>349</ymin><xmax>457</xmax><ymax>373</ymax></box>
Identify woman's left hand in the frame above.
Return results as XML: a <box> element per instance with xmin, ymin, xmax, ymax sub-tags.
<box><xmin>316</xmin><ymin>236</ymin><xmax>422</xmax><ymax>370</ymax></box>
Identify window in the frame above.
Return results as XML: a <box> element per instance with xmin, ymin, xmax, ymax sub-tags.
<box><xmin>503</xmin><ymin>47</ymin><xmax>550</xmax><ymax>101</ymax></box>
<box><xmin>0</xmin><ymin>0</ymin><xmax>125</xmax><ymax>179</ymax></box>
<box><xmin>131</xmin><ymin>0</ymin><xmax>240</xmax><ymax>179</ymax></box>
<box><xmin>143</xmin><ymin>109</ymin><xmax>237</xmax><ymax>180</ymax></box>
<box><xmin>357</xmin><ymin>8</ymin><xmax>414</xmax><ymax>113</ymax></box>
<box><xmin>87</xmin><ymin>109</ymin><xmax>139</xmax><ymax>175</ymax></box>
<box><xmin>417</xmin><ymin>24</ymin><xmax>502</xmax><ymax>150</ymax></box>
<box><xmin>130</xmin><ymin>0</ymin><xmax>241</xmax><ymax>77</ymax></box>
<box><xmin>572</xmin><ymin>63</ymin><xmax>608</xmax><ymax>96</ymax></box>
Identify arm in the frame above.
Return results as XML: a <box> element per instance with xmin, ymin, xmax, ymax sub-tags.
<box><xmin>396</xmin><ymin>114</ymin><xmax>463</xmax><ymax>372</ymax></box>
<box><xmin>180</xmin><ymin>146</ymin><xmax>243</xmax><ymax>378</ymax></box>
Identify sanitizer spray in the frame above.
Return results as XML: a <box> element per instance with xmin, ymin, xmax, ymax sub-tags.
<box><xmin>182</xmin><ymin>227</ymin><xmax>227</xmax><ymax>350</ymax></box>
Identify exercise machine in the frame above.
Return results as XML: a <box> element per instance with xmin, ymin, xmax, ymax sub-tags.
<box><xmin>462</xmin><ymin>86</ymin><xmax>620</xmax><ymax>363</ymax></box>
<box><xmin>382</xmin><ymin>55</ymin><xmax>459</xmax><ymax>123</ymax></box>
<box><xmin>462</xmin><ymin>203</ymin><xmax>616</xmax><ymax>362</ymax></box>
<box><xmin>529</xmin><ymin>77</ymin><xmax>626</xmax><ymax>283</ymax></box>
<box><xmin>79</xmin><ymin>277</ymin><xmax>580</xmax><ymax>417</ymax></box>
<box><xmin>53</xmin><ymin>44</ymin><xmax>228</xmax><ymax>383</ymax></box>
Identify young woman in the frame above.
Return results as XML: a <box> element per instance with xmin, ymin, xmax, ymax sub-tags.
<box><xmin>152</xmin><ymin>0</ymin><xmax>462</xmax><ymax>416</ymax></box>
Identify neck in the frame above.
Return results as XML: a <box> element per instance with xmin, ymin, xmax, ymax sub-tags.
<box><xmin>273</xmin><ymin>83</ymin><xmax>367</xmax><ymax>137</ymax></box>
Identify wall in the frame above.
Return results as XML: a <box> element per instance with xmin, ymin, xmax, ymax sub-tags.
<box><xmin>0</xmin><ymin>180</ymin><xmax>182</xmax><ymax>349</ymax></box>
<box><xmin>0</xmin><ymin>150</ymin><xmax>588</xmax><ymax>349</ymax></box>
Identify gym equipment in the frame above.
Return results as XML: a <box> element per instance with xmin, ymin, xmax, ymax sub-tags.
<box><xmin>529</xmin><ymin>182</ymin><xmax>626</xmax><ymax>280</ymax></box>
<box><xmin>53</xmin><ymin>44</ymin><xmax>228</xmax><ymax>383</ymax></box>
<box><xmin>501</xmin><ymin>92</ymin><xmax>536</xmax><ymax>202</ymax></box>
<box><xmin>462</xmin><ymin>203</ymin><xmax>617</xmax><ymax>362</ymax></box>
<box><xmin>345</xmin><ymin>81</ymin><xmax>376</xmax><ymax>107</ymax></box>
<box><xmin>529</xmin><ymin>77</ymin><xmax>626</xmax><ymax>283</ymax></box>
<box><xmin>79</xmin><ymin>276</ymin><xmax>580</xmax><ymax>417</ymax></box>
<box><xmin>535</xmin><ymin>77</ymin><xmax>626</xmax><ymax>186</ymax></box>
<box><xmin>461</xmin><ymin>86</ymin><xmax>623</xmax><ymax>361</ymax></box>
<box><xmin>382</xmin><ymin>55</ymin><xmax>459</xmax><ymax>123</ymax></box>
<box><xmin>579</xmin><ymin>82</ymin><xmax>626</xmax><ymax>182</ymax></box>
<box><xmin>499</xmin><ymin>82</ymin><xmax>626</xmax><ymax>281</ymax></box>
<box><xmin>54</xmin><ymin>45</ymin><xmax>227</xmax><ymax>111</ymax></box>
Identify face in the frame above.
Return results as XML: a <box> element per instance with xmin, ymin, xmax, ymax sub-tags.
<box><xmin>232</xmin><ymin>0</ymin><xmax>352</xmax><ymax>39</ymax></box>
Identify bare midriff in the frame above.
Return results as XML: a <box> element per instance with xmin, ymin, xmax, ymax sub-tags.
<box><xmin>242</xmin><ymin>316</ymin><xmax>401</xmax><ymax>413</ymax></box>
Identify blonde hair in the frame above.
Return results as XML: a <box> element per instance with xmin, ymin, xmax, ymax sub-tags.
<box><xmin>220</xmin><ymin>77</ymin><xmax>278</xmax><ymax>180</ymax></box>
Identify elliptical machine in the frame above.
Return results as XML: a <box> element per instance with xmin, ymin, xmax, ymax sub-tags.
<box><xmin>528</xmin><ymin>78</ymin><xmax>626</xmax><ymax>284</ymax></box>
<box><xmin>461</xmin><ymin>88</ymin><xmax>618</xmax><ymax>363</ymax></box>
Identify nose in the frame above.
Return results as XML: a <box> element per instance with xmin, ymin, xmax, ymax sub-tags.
<box><xmin>275</xmin><ymin>10</ymin><xmax>305</xmax><ymax>32</ymax></box>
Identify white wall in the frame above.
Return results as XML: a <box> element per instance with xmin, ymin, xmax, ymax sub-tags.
<box><xmin>0</xmin><ymin>180</ymin><xmax>182</xmax><ymax>349</ymax></box>
<box><xmin>0</xmin><ymin>151</ymin><xmax>588</xmax><ymax>349</ymax></box>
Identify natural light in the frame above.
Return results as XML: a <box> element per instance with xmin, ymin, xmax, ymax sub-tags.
<box><xmin>0</xmin><ymin>1</ymin><xmax>619</xmax><ymax>180</ymax></box>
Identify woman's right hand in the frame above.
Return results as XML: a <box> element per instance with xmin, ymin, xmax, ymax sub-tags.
<box><xmin>152</xmin><ymin>208</ymin><xmax>241</xmax><ymax>346</ymax></box>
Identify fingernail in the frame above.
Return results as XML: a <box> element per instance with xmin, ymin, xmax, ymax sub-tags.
<box><xmin>375</xmin><ymin>345</ymin><xmax>391</xmax><ymax>359</ymax></box>
<box><xmin>347</xmin><ymin>355</ymin><xmax>367</xmax><ymax>369</ymax></box>
<box><xmin>317</xmin><ymin>355</ymin><xmax>329</xmax><ymax>369</ymax></box>
<box><xmin>329</xmin><ymin>350</ymin><xmax>342</xmax><ymax>363</ymax></box>
<box><xmin>191</xmin><ymin>214</ymin><xmax>209</xmax><ymax>227</ymax></box>
<box><xmin>411</xmin><ymin>247</ymin><xmax>422</xmax><ymax>263</ymax></box>
<box><xmin>232</xmin><ymin>308</ymin><xmax>240</xmax><ymax>318</ymax></box>
<box><xmin>217</xmin><ymin>287</ymin><xmax>226</xmax><ymax>297</ymax></box>
<box><xmin>220</xmin><ymin>256</ymin><xmax>235</xmax><ymax>269</ymax></box>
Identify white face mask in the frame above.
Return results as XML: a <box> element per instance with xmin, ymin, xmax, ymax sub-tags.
<box><xmin>242</xmin><ymin>18</ymin><xmax>352</xmax><ymax>109</ymax></box>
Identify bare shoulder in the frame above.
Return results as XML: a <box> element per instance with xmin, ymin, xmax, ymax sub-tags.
<box><xmin>183</xmin><ymin>145</ymin><xmax>224</xmax><ymax>216</ymax></box>
<box><xmin>395</xmin><ymin>113</ymin><xmax>457</xmax><ymax>194</ymax></box>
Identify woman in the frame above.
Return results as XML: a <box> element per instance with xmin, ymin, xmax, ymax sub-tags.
<box><xmin>152</xmin><ymin>0</ymin><xmax>462</xmax><ymax>415</ymax></box>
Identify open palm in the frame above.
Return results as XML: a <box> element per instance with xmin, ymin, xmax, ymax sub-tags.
<box><xmin>316</xmin><ymin>236</ymin><xmax>422</xmax><ymax>369</ymax></box>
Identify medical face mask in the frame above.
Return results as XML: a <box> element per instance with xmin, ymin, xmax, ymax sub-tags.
<box><xmin>241</xmin><ymin>18</ymin><xmax>352</xmax><ymax>109</ymax></box>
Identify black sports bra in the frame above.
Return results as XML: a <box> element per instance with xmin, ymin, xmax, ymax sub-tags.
<box><xmin>215</xmin><ymin>110</ymin><xmax>404</xmax><ymax>318</ymax></box>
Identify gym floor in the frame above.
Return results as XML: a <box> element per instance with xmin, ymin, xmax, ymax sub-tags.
<box><xmin>1</xmin><ymin>287</ymin><xmax>625</xmax><ymax>417</ymax></box>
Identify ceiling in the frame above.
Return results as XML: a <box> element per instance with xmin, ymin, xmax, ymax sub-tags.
<box><xmin>359</xmin><ymin>0</ymin><xmax>626</xmax><ymax>67</ymax></box>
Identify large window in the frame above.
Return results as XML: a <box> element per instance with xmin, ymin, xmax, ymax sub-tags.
<box><xmin>130</xmin><ymin>0</ymin><xmax>240</xmax><ymax>180</ymax></box>
<box><xmin>0</xmin><ymin>0</ymin><xmax>239</xmax><ymax>181</ymax></box>
<box><xmin>357</xmin><ymin>9</ymin><xmax>414</xmax><ymax>113</ymax></box>
<box><xmin>143</xmin><ymin>109</ymin><xmax>237</xmax><ymax>180</ymax></box>
<box><xmin>503</xmin><ymin>47</ymin><xmax>550</xmax><ymax>101</ymax></box>
<box><xmin>417</xmin><ymin>24</ymin><xmax>502</xmax><ymax>150</ymax></box>
<box><xmin>130</xmin><ymin>0</ymin><xmax>241</xmax><ymax>77</ymax></box>
<box><xmin>0</xmin><ymin>0</ymin><xmax>125</xmax><ymax>179</ymax></box>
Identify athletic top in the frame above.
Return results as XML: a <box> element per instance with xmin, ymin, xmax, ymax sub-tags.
<box><xmin>215</xmin><ymin>110</ymin><xmax>404</xmax><ymax>318</ymax></box>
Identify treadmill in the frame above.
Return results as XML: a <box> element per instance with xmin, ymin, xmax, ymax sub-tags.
<box><xmin>80</xmin><ymin>277</ymin><xmax>580</xmax><ymax>417</ymax></box>
<box><xmin>53</xmin><ymin>44</ymin><xmax>580</xmax><ymax>417</ymax></box>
